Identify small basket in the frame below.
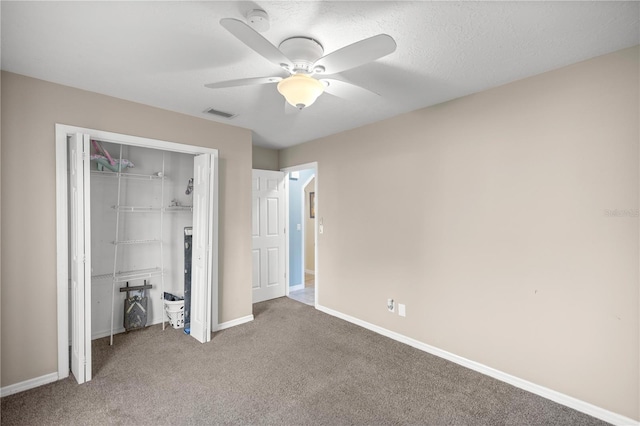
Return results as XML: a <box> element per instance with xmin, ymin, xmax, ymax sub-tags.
<box><xmin>164</xmin><ymin>299</ymin><xmax>184</xmax><ymax>329</ymax></box>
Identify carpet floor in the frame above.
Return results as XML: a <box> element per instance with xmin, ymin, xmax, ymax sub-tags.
<box><xmin>1</xmin><ymin>297</ymin><xmax>607</xmax><ymax>425</ymax></box>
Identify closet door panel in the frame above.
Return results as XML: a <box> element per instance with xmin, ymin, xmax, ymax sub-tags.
<box><xmin>190</xmin><ymin>153</ymin><xmax>213</xmax><ymax>343</ymax></box>
<box><xmin>69</xmin><ymin>133</ymin><xmax>92</xmax><ymax>384</ymax></box>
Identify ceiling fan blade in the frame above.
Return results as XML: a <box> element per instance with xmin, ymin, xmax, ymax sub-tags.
<box><xmin>320</xmin><ymin>78</ymin><xmax>380</xmax><ymax>102</ymax></box>
<box><xmin>205</xmin><ymin>76</ymin><xmax>282</xmax><ymax>89</ymax></box>
<box><xmin>313</xmin><ymin>34</ymin><xmax>396</xmax><ymax>75</ymax></box>
<box><xmin>220</xmin><ymin>18</ymin><xmax>293</xmax><ymax>69</ymax></box>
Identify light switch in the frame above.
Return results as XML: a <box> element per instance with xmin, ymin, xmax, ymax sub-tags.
<box><xmin>297</xmin><ymin>223</ymin><xmax>301</xmax><ymax>231</ymax></box>
<box><xmin>398</xmin><ymin>304</ymin><xmax>406</xmax><ymax>317</ymax></box>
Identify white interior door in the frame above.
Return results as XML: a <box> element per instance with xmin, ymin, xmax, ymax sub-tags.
<box><xmin>190</xmin><ymin>153</ymin><xmax>214</xmax><ymax>343</ymax></box>
<box><xmin>252</xmin><ymin>170</ymin><xmax>286</xmax><ymax>303</ymax></box>
<box><xmin>69</xmin><ymin>133</ymin><xmax>92</xmax><ymax>383</ymax></box>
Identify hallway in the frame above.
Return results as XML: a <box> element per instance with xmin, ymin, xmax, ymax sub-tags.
<box><xmin>289</xmin><ymin>273</ymin><xmax>314</xmax><ymax>306</ymax></box>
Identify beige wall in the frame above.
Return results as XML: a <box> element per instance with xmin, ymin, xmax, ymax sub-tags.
<box><xmin>279</xmin><ymin>46</ymin><xmax>640</xmax><ymax>420</ymax></box>
<box><xmin>252</xmin><ymin>145</ymin><xmax>279</xmax><ymax>171</ymax></box>
<box><xmin>0</xmin><ymin>72</ymin><xmax>253</xmax><ymax>388</ymax></box>
<box><xmin>304</xmin><ymin>177</ymin><xmax>315</xmax><ymax>271</ymax></box>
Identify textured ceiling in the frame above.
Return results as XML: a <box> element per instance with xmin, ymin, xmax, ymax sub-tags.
<box><xmin>2</xmin><ymin>1</ymin><xmax>639</xmax><ymax>148</ymax></box>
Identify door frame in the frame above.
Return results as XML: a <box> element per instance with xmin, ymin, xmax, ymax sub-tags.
<box><xmin>281</xmin><ymin>162</ymin><xmax>318</xmax><ymax>307</ymax></box>
<box><xmin>55</xmin><ymin>124</ymin><xmax>219</xmax><ymax>380</ymax></box>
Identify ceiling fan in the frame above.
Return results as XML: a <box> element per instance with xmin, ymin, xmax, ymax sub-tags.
<box><xmin>205</xmin><ymin>17</ymin><xmax>397</xmax><ymax>110</ymax></box>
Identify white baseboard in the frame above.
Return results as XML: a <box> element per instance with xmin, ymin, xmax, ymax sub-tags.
<box><xmin>289</xmin><ymin>284</ymin><xmax>305</xmax><ymax>292</ymax></box>
<box><xmin>212</xmin><ymin>314</ymin><xmax>254</xmax><ymax>332</ymax></box>
<box><xmin>92</xmin><ymin>327</ymin><xmax>126</xmax><ymax>340</ymax></box>
<box><xmin>90</xmin><ymin>314</ymin><xmax>254</xmax><ymax>340</ymax></box>
<box><xmin>305</xmin><ymin>269</ymin><xmax>315</xmax><ymax>275</ymax></box>
<box><xmin>0</xmin><ymin>372</ymin><xmax>59</xmax><ymax>397</ymax></box>
<box><xmin>91</xmin><ymin>315</ymin><xmax>165</xmax><ymax>340</ymax></box>
<box><xmin>315</xmin><ymin>304</ymin><xmax>638</xmax><ymax>426</ymax></box>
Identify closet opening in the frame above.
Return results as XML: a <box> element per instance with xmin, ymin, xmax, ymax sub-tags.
<box><xmin>89</xmin><ymin>140</ymin><xmax>195</xmax><ymax>342</ymax></box>
<box><xmin>56</xmin><ymin>125</ymin><xmax>218</xmax><ymax>385</ymax></box>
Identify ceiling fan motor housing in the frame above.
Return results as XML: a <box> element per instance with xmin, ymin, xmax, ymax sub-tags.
<box><xmin>278</xmin><ymin>37</ymin><xmax>324</xmax><ymax>74</ymax></box>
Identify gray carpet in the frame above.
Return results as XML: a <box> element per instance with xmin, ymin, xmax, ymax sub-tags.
<box><xmin>1</xmin><ymin>297</ymin><xmax>607</xmax><ymax>425</ymax></box>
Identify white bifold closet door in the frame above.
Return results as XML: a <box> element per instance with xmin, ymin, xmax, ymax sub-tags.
<box><xmin>69</xmin><ymin>133</ymin><xmax>92</xmax><ymax>384</ymax></box>
<box><xmin>190</xmin><ymin>153</ymin><xmax>214</xmax><ymax>343</ymax></box>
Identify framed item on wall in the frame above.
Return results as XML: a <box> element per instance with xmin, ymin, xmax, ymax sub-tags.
<box><xmin>310</xmin><ymin>192</ymin><xmax>315</xmax><ymax>219</ymax></box>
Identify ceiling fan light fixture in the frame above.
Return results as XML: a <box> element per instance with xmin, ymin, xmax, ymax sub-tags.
<box><xmin>277</xmin><ymin>74</ymin><xmax>325</xmax><ymax>109</ymax></box>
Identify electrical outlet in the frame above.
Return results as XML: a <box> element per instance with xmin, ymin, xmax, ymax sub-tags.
<box><xmin>398</xmin><ymin>304</ymin><xmax>406</xmax><ymax>317</ymax></box>
<box><xmin>387</xmin><ymin>298</ymin><xmax>395</xmax><ymax>313</ymax></box>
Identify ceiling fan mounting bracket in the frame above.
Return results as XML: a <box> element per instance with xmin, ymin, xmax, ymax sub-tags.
<box><xmin>246</xmin><ymin>9</ymin><xmax>270</xmax><ymax>32</ymax></box>
<box><xmin>278</xmin><ymin>37</ymin><xmax>324</xmax><ymax>74</ymax></box>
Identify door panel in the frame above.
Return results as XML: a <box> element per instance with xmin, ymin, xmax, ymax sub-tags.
<box><xmin>252</xmin><ymin>250</ymin><xmax>261</xmax><ymax>289</ymax></box>
<box><xmin>267</xmin><ymin>247</ymin><xmax>279</xmax><ymax>285</ymax></box>
<box><xmin>70</xmin><ymin>133</ymin><xmax>91</xmax><ymax>384</ymax></box>
<box><xmin>267</xmin><ymin>198</ymin><xmax>279</xmax><ymax>235</ymax></box>
<box><xmin>252</xmin><ymin>170</ymin><xmax>285</xmax><ymax>303</ymax></box>
<box><xmin>191</xmin><ymin>153</ymin><xmax>214</xmax><ymax>343</ymax></box>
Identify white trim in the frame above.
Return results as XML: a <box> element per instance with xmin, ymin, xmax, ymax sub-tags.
<box><xmin>55</xmin><ymin>127</ymin><xmax>70</xmax><ymax>380</ymax></box>
<box><xmin>92</xmin><ymin>327</ymin><xmax>126</xmax><ymax>340</ymax></box>
<box><xmin>281</xmin><ymin>162</ymin><xmax>317</xmax><ymax>173</ymax></box>
<box><xmin>312</xmin><ymin>168</ymin><xmax>318</xmax><ymax>308</ymax></box>
<box><xmin>0</xmin><ymin>372</ymin><xmax>59</xmax><ymax>397</ymax></box>
<box><xmin>315</xmin><ymin>304</ymin><xmax>639</xmax><ymax>426</ymax></box>
<box><xmin>281</xmin><ymin>162</ymin><xmax>319</xmax><ymax>308</ymax></box>
<box><xmin>210</xmin><ymin>155</ymin><xmax>220</xmax><ymax>332</ymax></box>
<box><xmin>305</xmin><ymin>269</ymin><xmax>315</xmax><ymax>275</ymax></box>
<box><xmin>212</xmin><ymin>314</ymin><xmax>254</xmax><ymax>332</ymax></box>
<box><xmin>283</xmin><ymin>169</ymin><xmax>316</xmax><ymax>295</ymax></box>
<box><xmin>284</xmin><ymin>176</ymin><xmax>290</xmax><ymax>296</ymax></box>
<box><xmin>289</xmin><ymin>284</ymin><xmax>305</xmax><ymax>292</ymax></box>
<box><xmin>57</xmin><ymin>124</ymin><xmax>218</xmax><ymax>155</ymax></box>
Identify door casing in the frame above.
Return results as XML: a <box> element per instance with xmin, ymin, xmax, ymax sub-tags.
<box><xmin>55</xmin><ymin>124</ymin><xmax>219</xmax><ymax>381</ymax></box>
<box><xmin>281</xmin><ymin>163</ymin><xmax>319</xmax><ymax>306</ymax></box>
